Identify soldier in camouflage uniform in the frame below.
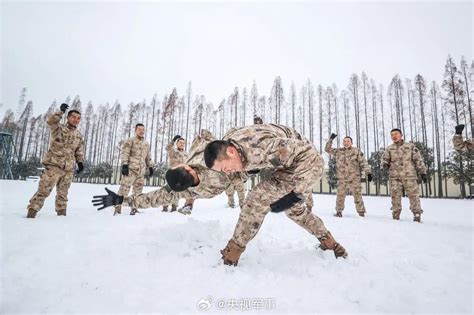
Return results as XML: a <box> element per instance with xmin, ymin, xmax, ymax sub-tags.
<box><xmin>225</xmin><ymin>173</ymin><xmax>247</xmax><ymax>208</ymax></box>
<box><xmin>452</xmin><ymin>124</ymin><xmax>473</xmax><ymax>152</ymax></box>
<box><xmin>204</xmin><ymin>123</ymin><xmax>348</xmax><ymax>266</ymax></box>
<box><xmin>163</xmin><ymin>135</ymin><xmax>194</xmax><ymax>212</ymax></box>
<box><xmin>325</xmin><ymin>134</ymin><xmax>372</xmax><ymax>217</ymax></box>
<box><xmin>93</xmin><ymin>129</ymin><xmax>230</xmax><ymax>215</ymax></box>
<box><xmin>382</xmin><ymin>128</ymin><xmax>427</xmax><ymax>222</ymax></box>
<box><xmin>114</xmin><ymin>123</ymin><xmax>153</xmax><ymax>215</ymax></box>
<box><xmin>26</xmin><ymin>103</ymin><xmax>84</xmax><ymax>218</ymax></box>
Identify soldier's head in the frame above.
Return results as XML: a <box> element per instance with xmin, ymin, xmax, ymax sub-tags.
<box><xmin>204</xmin><ymin>140</ymin><xmax>243</xmax><ymax>174</ymax></box>
<box><xmin>390</xmin><ymin>128</ymin><xmax>403</xmax><ymax>143</ymax></box>
<box><xmin>176</xmin><ymin>138</ymin><xmax>185</xmax><ymax>151</ymax></box>
<box><xmin>67</xmin><ymin>110</ymin><xmax>81</xmax><ymax>127</ymax></box>
<box><xmin>135</xmin><ymin>123</ymin><xmax>145</xmax><ymax>138</ymax></box>
<box><xmin>253</xmin><ymin>116</ymin><xmax>263</xmax><ymax>124</ymax></box>
<box><xmin>165</xmin><ymin>164</ymin><xmax>199</xmax><ymax>191</ymax></box>
<box><xmin>343</xmin><ymin>136</ymin><xmax>353</xmax><ymax>148</ymax></box>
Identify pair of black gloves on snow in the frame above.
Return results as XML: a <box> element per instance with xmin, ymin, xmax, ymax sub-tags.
<box><xmin>121</xmin><ymin>165</ymin><xmax>153</xmax><ymax>177</ymax></box>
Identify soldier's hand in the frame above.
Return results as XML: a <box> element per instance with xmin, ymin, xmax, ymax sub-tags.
<box><xmin>92</xmin><ymin>188</ymin><xmax>124</xmax><ymax>210</ymax></box>
<box><xmin>76</xmin><ymin>162</ymin><xmax>84</xmax><ymax>174</ymax></box>
<box><xmin>60</xmin><ymin>103</ymin><xmax>69</xmax><ymax>113</ymax></box>
<box><xmin>148</xmin><ymin>167</ymin><xmax>153</xmax><ymax>176</ymax></box>
<box><xmin>330</xmin><ymin>133</ymin><xmax>337</xmax><ymax>140</ymax></box>
<box><xmin>455</xmin><ymin>124</ymin><xmax>465</xmax><ymax>135</ymax></box>
<box><xmin>172</xmin><ymin>135</ymin><xmax>181</xmax><ymax>142</ymax></box>
<box><xmin>367</xmin><ymin>174</ymin><xmax>373</xmax><ymax>182</ymax></box>
<box><xmin>421</xmin><ymin>174</ymin><xmax>428</xmax><ymax>183</ymax></box>
<box><xmin>121</xmin><ymin>165</ymin><xmax>129</xmax><ymax>176</ymax></box>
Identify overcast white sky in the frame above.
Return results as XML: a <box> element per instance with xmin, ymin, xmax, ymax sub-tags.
<box><xmin>1</xmin><ymin>0</ymin><xmax>472</xmax><ymax>116</ymax></box>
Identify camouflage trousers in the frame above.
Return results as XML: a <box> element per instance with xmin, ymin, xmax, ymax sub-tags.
<box><xmin>167</xmin><ymin>196</ymin><xmax>194</xmax><ymax>208</ymax></box>
<box><xmin>231</xmin><ymin>154</ymin><xmax>327</xmax><ymax>248</ymax></box>
<box><xmin>226</xmin><ymin>180</ymin><xmax>246</xmax><ymax>207</ymax></box>
<box><xmin>336</xmin><ymin>178</ymin><xmax>366</xmax><ymax>214</ymax></box>
<box><xmin>390</xmin><ymin>177</ymin><xmax>423</xmax><ymax>214</ymax></box>
<box><xmin>115</xmin><ymin>171</ymin><xmax>145</xmax><ymax>212</ymax></box>
<box><xmin>27</xmin><ymin>165</ymin><xmax>74</xmax><ymax>213</ymax></box>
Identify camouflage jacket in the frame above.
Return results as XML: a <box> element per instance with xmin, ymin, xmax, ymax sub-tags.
<box><xmin>166</xmin><ymin>141</ymin><xmax>188</xmax><ymax>168</ymax></box>
<box><xmin>324</xmin><ymin>139</ymin><xmax>371</xmax><ymax>180</ymax></box>
<box><xmin>381</xmin><ymin>140</ymin><xmax>427</xmax><ymax>179</ymax></box>
<box><xmin>42</xmin><ymin>111</ymin><xmax>84</xmax><ymax>171</ymax></box>
<box><xmin>452</xmin><ymin>135</ymin><xmax>473</xmax><ymax>152</ymax></box>
<box><xmin>222</xmin><ymin>124</ymin><xmax>324</xmax><ymax>192</ymax></box>
<box><xmin>120</xmin><ymin>136</ymin><xmax>152</xmax><ymax>176</ymax></box>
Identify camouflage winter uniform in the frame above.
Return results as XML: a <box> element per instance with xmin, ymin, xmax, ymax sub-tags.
<box><xmin>126</xmin><ymin>130</ymin><xmax>230</xmax><ymax>210</ymax></box>
<box><xmin>115</xmin><ymin>136</ymin><xmax>152</xmax><ymax>213</ymax></box>
<box><xmin>452</xmin><ymin>135</ymin><xmax>473</xmax><ymax>152</ymax></box>
<box><xmin>27</xmin><ymin>111</ymin><xmax>84</xmax><ymax>215</ymax></box>
<box><xmin>221</xmin><ymin>124</ymin><xmax>329</xmax><ymax>250</ymax></box>
<box><xmin>381</xmin><ymin>140</ymin><xmax>427</xmax><ymax>216</ymax></box>
<box><xmin>325</xmin><ymin>139</ymin><xmax>371</xmax><ymax>215</ymax></box>
<box><xmin>226</xmin><ymin>173</ymin><xmax>247</xmax><ymax>208</ymax></box>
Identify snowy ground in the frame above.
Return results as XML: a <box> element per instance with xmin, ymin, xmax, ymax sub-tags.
<box><xmin>0</xmin><ymin>180</ymin><xmax>473</xmax><ymax>314</ymax></box>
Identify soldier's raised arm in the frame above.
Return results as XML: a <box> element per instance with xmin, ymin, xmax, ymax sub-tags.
<box><xmin>47</xmin><ymin>103</ymin><xmax>68</xmax><ymax>131</ymax></box>
<box><xmin>324</xmin><ymin>133</ymin><xmax>338</xmax><ymax>155</ymax></box>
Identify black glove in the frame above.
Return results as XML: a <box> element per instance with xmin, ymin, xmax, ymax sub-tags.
<box><xmin>367</xmin><ymin>174</ymin><xmax>373</xmax><ymax>182</ymax></box>
<box><xmin>383</xmin><ymin>164</ymin><xmax>390</xmax><ymax>171</ymax></box>
<box><xmin>76</xmin><ymin>162</ymin><xmax>84</xmax><ymax>174</ymax></box>
<box><xmin>421</xmin><ymin>174</ymin><xmax>427</xmax><ymax>183</ymax></box>
<box><xmin>60</xmin><ymin>103</ymin><xmax>69</xmax><ymax>113</ymax></box>
<box><xmin>172</xmin><ymin>135</ymin><xmax>181</xmax><ymax>142</ymax></box>
<box><xmin>270</xmin><ymin>191</ymin><xmax>304</xmax><ymax>213</ymax></box>
<box><xmin>121</xmin><ymin>165</ymin><xmax>129</xmax><ymax>176</ymax></box>
<box><xmin>455</xmin><ymin>124</ymin><xmax>465</xmax><ymax>135</ymax></box>
<box><xmin>92</xmin><ymin>188</ymin><xmax>124</xmax><ymax>211</ymax></box>
<box><xmin>330</xmin><ymin>133</ymin><xmax>337</xmax><ymax>140</ymax></box>
<box><xmin>149</xmin><ymin>167</ymin><xmax>153</xmax><ymax>176</ymax></box>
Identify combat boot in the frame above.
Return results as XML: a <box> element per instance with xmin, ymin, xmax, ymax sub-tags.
<box><xmin>358</xmin><ymin>212</ymin><xmax>365</xmax><ymax>217</ymax></box>
<box><xmin>317</xmin><ymin>231</ymin><xmax>348</xmax><ymax>258</ymax></box>
<box><xmin>162</xmin><ymin>206</ymin><xmax>168</xmax><ymax>212</ymax></box>
<box><xmin>392</xmin><ymin>210</ymin><xmax>401</xmax><ymax>220</ymax></box>
<box><xmin>26</xmin><ymin>208</ymin><xmax>37</xmax><ymax>218</ymax></box>
<box><xmin>170</xmin><ymin>205</ymin><xmax>177</xmax><ymax>212</ymax></box>
<box><xmin>413</xmin><ymin>213</ymin><xmax>421</xmax><ymax>223</ymax></box>
<box><xmin>57</xmin><ymin>210</ymin><xmax>66</xmax><ymax>216</ymax></box>
<box><xmin>334</xmin><ymin>211</ymin><xmax>342</xmax><ymax>217</ymax></box>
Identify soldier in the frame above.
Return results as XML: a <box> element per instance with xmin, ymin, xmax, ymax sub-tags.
<box><xmin>26</xmin><ymin>103</ymin><xmax>84</xmax><ymax>218</ymax></box>
<box><xmin>325</xmin><ymin>134</ymin><xmax>372</xmax><ymax>217</ymax></box>
<box><xmin>114</xmin><ymin>123</ymin><xmax>153</xmax><ymax>215</ymax></box>
<box><xmin>382</xmin><ymin>128</ymin><xmax>427</xmax><ymax>222</ymax></box>
<box><xmin>225</xmin><ymin>173</ymin><xmax>247</xmax><ymax>208</ymax></box>
<box><xmin>204</xmin><ymin>123</ymin><xmax>348</xmax><ymax>266</ymax></box>
<box><xmin>93</xmin><ymin>130</ymin><xmax>230</xmax><ymax>215</ymax></box>
<box><xmin>163</xmin><ymin>135</ymin><xmax>194</xmax><ymax>212</ymax></box>
<box><xmin>452</xmin><ymin>124</ymin><xmax>473</xmax><ymax>151</ymax></box>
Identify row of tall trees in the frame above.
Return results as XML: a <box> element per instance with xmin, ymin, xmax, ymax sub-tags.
<box><xmin>1</xmin><ymin>55</ymin><xmax>472</xmax><ymax>197</ymax></box>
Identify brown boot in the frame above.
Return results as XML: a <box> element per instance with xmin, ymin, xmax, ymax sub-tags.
<box><xmin>220</xmin><ymin>239</ymin><xmax>246</xmax><ymax>266</ymax></box>
<box><xmin>170</xmin><ymin>205</ymin><xmax>177</xmax><ymax>212</ymax></box>
<box><xmin>392</xmin><ymin>210</ymin><xmax>401</xmax><ymax>220</ymax></box>
<box><xmin>334</xmin><ymin>211</ymin><xmax>342</xmax><ymax>217</ymax></box>
<box><xmin>26</xmin><ymin>209</ymin><xmax>37</xmax><ymax>218</ymax></box>
<box><xmin>318</xmin><ymin>231</ymin><xmax>348</xmax><ymax>259</ymax></box>
<box><xmin>413</xmin><ymin>213</ymin><xmax>421</xmax><ymax>223</ymax></box>
<box><xmin>57</xmin><ymin>210</ymin><xmax>66</xmax><ymax>216</ymax></box>
<box><xmin>162</xmin><ymin>206</ymin><xmax>168</xmax><ymax>212</ymax></box>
